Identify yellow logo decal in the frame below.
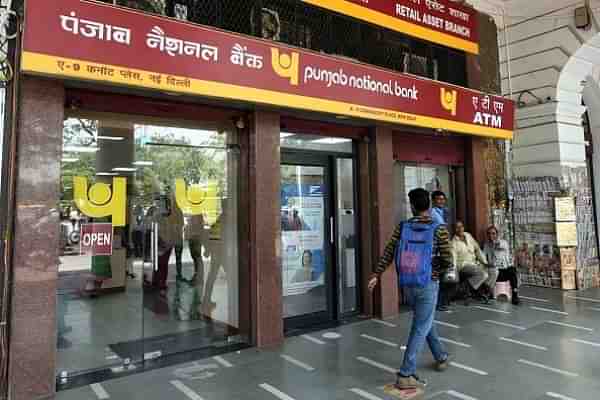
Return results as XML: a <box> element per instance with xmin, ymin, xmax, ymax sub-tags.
<box><xmin>175</xmin><ymin>179</ymin><xmax>219</xmax><ymax>220</ymax></box>
<box><xmin>271</xmin><ymin>48</ymin><xmax>300</xmax><ymax>86</ymax></box>
<box><xmin>73</xmin><ymin>177</ymin><xmax>127</xmax><ymax>227</ymax></box>
<box><xmin>440</xmin><ymin>88</ymin><xmax>458</xmax><ymax>116</ymax></box>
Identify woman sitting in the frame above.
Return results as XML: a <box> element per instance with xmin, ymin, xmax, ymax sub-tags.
<box><xmin>451</xmin><ymin>221</ymin><xmax>491</xmax><ymax>303</ymax></box>
<box><xmin>483</xmin><ymin>225</ymin><xmax>520</xmax><ymax>305</ymax></box>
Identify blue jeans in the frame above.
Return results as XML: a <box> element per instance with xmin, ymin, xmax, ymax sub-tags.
<box><xmin>399</xmin><ymin>280</ymin><xmax>448</xmax><ymax>377</ymax></box>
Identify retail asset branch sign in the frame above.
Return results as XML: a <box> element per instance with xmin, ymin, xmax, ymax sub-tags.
<box><xmin>21</xmin><ymin>0</ymin><xmax>513</xmax><ymax>139</ymax></box>
<box><xmin>303</xmin><ymin>0</ymin><xmax>479</xmax><ymax>54</ymax></box>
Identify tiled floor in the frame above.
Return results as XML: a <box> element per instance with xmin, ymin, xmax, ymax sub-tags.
<box><xmin>57</xmin><ymin>286</ymin><xmax>600</xmax><ymax>400</ymax></box>
<box><xmin>57</xmin><ymin>250</ymin><xmax>236</xmax><ymax>374</ymax></box>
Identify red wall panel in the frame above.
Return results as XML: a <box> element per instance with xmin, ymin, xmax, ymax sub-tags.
<box><xmin>393</xmin><ymin>131</ymin><xmax>465</xmax><ymax>166</ymax></box>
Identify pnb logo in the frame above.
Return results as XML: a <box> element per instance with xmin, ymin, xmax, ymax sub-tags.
<box><xmin>440</xmin><ymin>88</ymin><xmax>458</xmax><ymax>116</ymax></box>
<box><xmin>73</xmin><ymin>177</ymin><xmax>127</xmax><ymax>227</ymax></box>
<box><xmin>271</xmin><ymin>48</ymin><xmax>299</xmax><ymax>86</ymax></box>
<box><xmin>175</xmin><ymin>179</ymin><xmax>218</xmax><ymax>217</ymax></box>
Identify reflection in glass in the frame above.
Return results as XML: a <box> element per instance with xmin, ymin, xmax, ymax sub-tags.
<box><xmin>336</xmin><ymin>158</ymin><xmax>358</xmax><ymax>314</ymax></box>
<box><xmin>394</xmin><ymin>163</ymin><xmax>455</xmax><ymax>226</ymax></box>
<box><xmin>281</xmin><ymin>165</ymin><xmax>327</xmax><ymax>318</ymax></box>
<box><xmin>56</xmin><ymin>115</ymin><xmax>242</xmax><ymax>378</ymax></box>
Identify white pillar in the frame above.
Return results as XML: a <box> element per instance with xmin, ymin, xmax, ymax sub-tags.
<box><xmin>512</xmin><ymin>101</ymin><xmax>586</xmax><ymax>178</ymax></box>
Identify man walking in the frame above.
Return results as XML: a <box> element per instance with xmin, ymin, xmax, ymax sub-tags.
<box><xmin>369</xmin><ymin>188</ymin><xmax>453</xmax><ymax>389</ymax></box>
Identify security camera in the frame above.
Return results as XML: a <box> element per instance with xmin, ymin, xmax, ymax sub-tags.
<box><xmin>235</xmin><ymin>117</ymin><xmax>245</xmax><ymax>130</ymax></box>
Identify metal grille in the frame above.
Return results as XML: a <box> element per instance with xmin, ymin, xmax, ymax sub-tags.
<box><xmin>94</xmin><ymin>0</ymin><xmax>466</xmax><ymax>85</ymax></box>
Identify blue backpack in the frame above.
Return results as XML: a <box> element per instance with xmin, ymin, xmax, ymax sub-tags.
<box><xmin>394</xmin><ymin>221</ymin><xmax>440</xmax><ymax>288</ymax></box>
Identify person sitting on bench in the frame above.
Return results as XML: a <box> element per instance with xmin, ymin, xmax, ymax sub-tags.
<box><xmin>451</xmin><ymin>221</ymin><xmax>491</xmax><ymax>303</ymax></box>
<box><xmin>483</xmin><ymin>225</ymin><xmax>520</xmax><ymax>305</ymax></box>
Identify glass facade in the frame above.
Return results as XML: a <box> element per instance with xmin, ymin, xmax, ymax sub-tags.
<box><xmin>56</xmin><ymin>112</ymin><xmax>245</xmax><ymax>377</ymax></box>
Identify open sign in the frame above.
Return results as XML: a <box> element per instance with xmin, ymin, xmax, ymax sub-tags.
<box><xmin>80</xmin><ymin>223</ymin><xmax>113</xmax><ymax>256</ymax></box>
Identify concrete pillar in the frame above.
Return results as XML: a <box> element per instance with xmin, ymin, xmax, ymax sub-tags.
<box><xmin>248</xmin><ymin>111</ymin><xmax>283</xmax><ymax>347</ymax></box>
<box><xmin>512</xmin><ymin>102</ymin><xmax>586</xmax><ymax>178</ymax></box>
<box><xmin>465</xmin><ymin>137</ymin><xmax>491</xmax><ymax>242</ymax></box>
<box><xmin>9</xmin><ymin>77</ymin><xmax>64</xmax><ymax>400</ymax></box>
<box><xmin>370</xmin><ymin>126</ymin><xmax>398</xmax><ymax>318</ymax></box>
<box><xmin>358</xmin><ymin>140</ymin><xmax>374</xmax><ymax>316</ymax></box>
<box><xmin>95</xmin><ymin>121</ymin><xmax>135</xmax><ymax>180</ymax></box>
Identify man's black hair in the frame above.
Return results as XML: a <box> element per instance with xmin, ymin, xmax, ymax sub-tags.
<box><xmin>409</xmin><ymin>188</ymin><xmax>430</xmax><ymax>213</ymax></box>
<box><xmin>431</xmin><ymin>190</ymin><xmax>446</xmax><ymax>200</ymax></box>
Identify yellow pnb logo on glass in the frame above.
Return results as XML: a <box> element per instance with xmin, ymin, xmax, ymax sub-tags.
<box><xmin>175</xmin><ymin>179</ymin><xmax>219</xmax><ymax>221</ymax></box>
<box><xmin>271</xmin><ymin>48</ymin><xmax>299</xmax><ymax>86</ymax></box>
<box><xmin>73</xmin><ymin>177</ymin><xmax>127</xmax><ymax>227</ymax></box>
<box><xmin>440</xmin><ymin>88</ymin><xmax>458</xmax><ymax>116</ymax></box>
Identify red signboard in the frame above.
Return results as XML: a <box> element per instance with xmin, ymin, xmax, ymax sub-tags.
<box><xmin>303</xmin><ymin>0</ymin><xmax>479</xmax><ymax>54</ymax></box>
<box><xmin>21</xmin><ymin>0</ymin><xmax>513</xmax><ymax>138</ymax></box>
<box><xmin>80</xmin><ymin>223</ymin><xmax>113</xmax><ymax>256</ymax></box>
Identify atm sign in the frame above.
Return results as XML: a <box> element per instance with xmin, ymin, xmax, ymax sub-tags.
<box><xmin>80</xmin><ymin>223</ymin><xmax>113</xmax><ymax>256</ymax></box>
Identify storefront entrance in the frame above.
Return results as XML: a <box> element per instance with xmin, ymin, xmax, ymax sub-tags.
<box><xmin>394</xmin><ymin>163</ymin><xmax>457</xmax><ymax>227</ymax></box>
<box><xmin>280</xmin><ymin>133</ymin><xmax>359</xmax><ymax>332</ymax></box>
<box><xmin>56</xmin><ymin>101</ymin><xmax>248</xmax><ymax>386</ymax></box>
<box><xmin>392</xmin><ymin>131</ymin><xmax>466</xmax><ymax>230</ymax></box>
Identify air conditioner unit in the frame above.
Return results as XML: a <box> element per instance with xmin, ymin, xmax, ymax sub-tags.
<box><xmin>173</xmin><ymin>3</ymin><xmax>189</xmax><ymax>21</ymax></box>
<box><xmin>118</xmin><ymin>0</ymin><xmax>166</xmax><ymax>15</ymax></box>
<box><xmin>251</xmin><ymin>7</ymin><xmax>281</xmax><ymax>40</ymax></box>
<box><xmin>403</xmin><ymin>54</ymin><xmax>438</xmax><ymax>80</ymax></box>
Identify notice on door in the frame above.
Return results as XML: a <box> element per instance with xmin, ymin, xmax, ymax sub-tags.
<box><xmin>281</xmin><ymin>183</ymin><xmax>326</xmax><ymax>296</ymax></box>
<box><xmin>80</xmin><ymin>223</ymin><xmax>113</xmax><ymax>256</ymax></box>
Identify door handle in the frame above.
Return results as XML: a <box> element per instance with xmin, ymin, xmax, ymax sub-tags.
<box><xmin>330</xmin><ymin>217</ymin><xmax>335</xmax><ymax>244</ymax></box>
<box><xmin>153</xmin><ymin>222</ymin><xmax>158</xmax><ymax>272</ymax></box>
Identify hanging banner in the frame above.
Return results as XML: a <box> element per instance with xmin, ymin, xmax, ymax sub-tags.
<box><xmin>21</xmin><ymin>0</ymin><xmax>513</xmax><ymax>138</ymax></box>
<box><xmin>302</xmin><ymin>0</ymin><xmax>479</xmax><ymax>54</ymax></box>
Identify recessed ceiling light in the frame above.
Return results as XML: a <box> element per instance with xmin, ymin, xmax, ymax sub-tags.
<box><xmin>280</xmin><ymin>132</ymin><xmax>295</xmax><ymax>138</ymax></box>
<box><xmin>133</xmin><ymin>161</ymin><xmax>154</xmax><ymax>166</ymax></box>
<box><xmin>112</xmin><ymin>167</ymin><xmax>137</xmax><ymax>172</ymax></box>
<box><xmin>63</xmin><ymin>146</ymin><xmax>99</xmax><ymax>153</ymax></box>
<box><xmin>311</xmin><ymin>138</ymin><xmax>352</xmax><ymax>144</ymax></box>
<box><xmin>97</xmin><ymin>135</ymin><xmax>126</xmax><ymax>141</ymax></box>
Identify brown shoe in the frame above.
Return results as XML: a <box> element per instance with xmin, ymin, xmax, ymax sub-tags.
<box><xmin>395</xmin><ymin>374</ymin><xmax>427</xmax><ymax>389</ymax></box>
<box><xmin>435</xmin><ymin>355</ymin><xmax>451</xmax><ymax>372</ymax></box>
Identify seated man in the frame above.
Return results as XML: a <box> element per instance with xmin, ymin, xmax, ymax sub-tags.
<box><xmin>451</xmin><ymin>221</ymin><xmax>490</xmax><ymax>303</ymax></box>
<box><xmin>483</xmin><ymin>225</ymin><xmax>520</xmax><ymax>305</ymax></box>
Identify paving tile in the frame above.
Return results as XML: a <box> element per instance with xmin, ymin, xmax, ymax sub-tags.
<box><xmin>56</xmin><ymin>286</ymin><xmax>600</xmax><ymax>400</ymax></box>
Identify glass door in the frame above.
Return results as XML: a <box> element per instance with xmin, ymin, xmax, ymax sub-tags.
<box><xmin>335</xmin><ymin>158</ymin><xmax>359</xmax><ymax>315</ymax></box>
<box><xmin>394</xmin><ymin>162</ymin><xmax>456</xmax><ymax>227</ymax></box>
<box><xmin>56</xmin><ymin>111</ymin><xmax>245</xmax><ymax>385</ymax></box>
<box><xmin>281</xmin><ymin>153</ymin><xmax>333</xmax><ymax>329</ymax></box>
<box><xmin>134</xmin><ymin>124</ymin><xmax>241</xmax><ymax>362</ymax></box>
